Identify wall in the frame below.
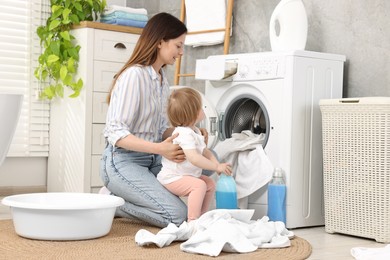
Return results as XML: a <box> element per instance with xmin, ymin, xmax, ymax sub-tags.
<box><xmin>128</xmin><ymin>0</ymin><xmax>390</xmax><ymax>97</ymax></box>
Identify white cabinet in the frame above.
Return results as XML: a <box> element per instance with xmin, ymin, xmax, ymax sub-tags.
<box><xmin>47</xmin><ymin>22</ymin><xmax>140</xmax><ymax>193</ymax></box>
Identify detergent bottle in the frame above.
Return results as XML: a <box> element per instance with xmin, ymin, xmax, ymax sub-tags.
<box><xmin>216</xmin><ymin>174</ymin><xmax>238</xmax><ymax>209</ymax></box>
<box><xmin>267</xmin><ymin>167</ymin><xmax>287</xmax><ymax>224</ymax></box>
<box><xmin>269</xmin><ymin>0</ymin><xmax>308</xmax><ymax>51</ymax></box>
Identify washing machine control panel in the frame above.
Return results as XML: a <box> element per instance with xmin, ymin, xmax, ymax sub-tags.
<box><xmin>234</xmin><ymin>55</ymin><xmax>285</xmax><ymax>81</ymax></box>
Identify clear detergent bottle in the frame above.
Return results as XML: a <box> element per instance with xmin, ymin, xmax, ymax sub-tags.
<box><xmin>267</xmin><ymin>167</ymin><xmax>287</xmax><ymax>224</ymax></box>
<box><xmin>216</xmin><ymin>174</ymin><xmax>238</xmax><ymax>209</ymax></box>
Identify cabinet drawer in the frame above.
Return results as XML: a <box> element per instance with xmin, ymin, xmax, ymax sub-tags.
<box><xmin>92</xmin><ymin>124</ymin><xmax>106</xmax><ymax>155</ymax></box>
<box><xmin>91</xmin><ymin>155</ymin><xmax>104</xmax><ymax>187</ymax></box>
<box><xmin>93</xmin><ymin>92</ymin><xmax>109</xmax><ymax>123</ymax></box>
<box><xmin>94</xmin><ymin>29</ymin><xmax>139</xmax><ymax>63</ymax></box>
<box><xmin>93</xmin><ymin>60</ymin><xmax>123</xmax><ymax>92</ymax></box>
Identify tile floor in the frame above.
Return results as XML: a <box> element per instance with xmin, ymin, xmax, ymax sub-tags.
<box><xmin>0</xmin><ymin>197</ymin><xmax>387</xmax><ymax>259</ymax></box>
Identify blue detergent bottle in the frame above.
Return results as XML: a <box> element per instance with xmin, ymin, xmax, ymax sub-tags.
<box><xmin>216</xmin><ymin>174</ymin><xmax>238</xmax><ymax>209</ymax></box>
<box><xmin>267</xmin><ymin>167</ymin><xmax>287</xmax><ymax>224</ymax></box>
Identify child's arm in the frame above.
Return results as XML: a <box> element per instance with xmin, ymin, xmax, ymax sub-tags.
<box><xmin>184</xmin><ymin>149</ymin><xmax>232</xmax><ymax>175</ymax></box>
<box><xmin>203</xmin><ymin>148</ymin><xmax>218</xmax><ymax>164</ymax></box>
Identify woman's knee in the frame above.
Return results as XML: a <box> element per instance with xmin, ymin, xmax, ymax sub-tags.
<box><xmin>165</xmin><ymin>201</ymin><xmax>187</xmax><ymax>226</ymax></box>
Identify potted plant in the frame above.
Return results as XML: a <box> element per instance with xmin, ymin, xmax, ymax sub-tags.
<box><xmin>35</xmin><ymin>0</ymin><xmax>106</xmax><ymax>100</ymax></box>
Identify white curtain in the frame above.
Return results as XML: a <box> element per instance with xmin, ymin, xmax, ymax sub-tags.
<box><xmin>0</xmin><ymin>0</ymin><xmax>50</xmax><ymax>157</ymax></box>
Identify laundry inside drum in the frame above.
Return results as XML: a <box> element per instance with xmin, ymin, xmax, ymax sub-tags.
<box><xmin>225</xmin><ymin>98</ymin><xmax>267</xmax><ymax>138</ymax></box>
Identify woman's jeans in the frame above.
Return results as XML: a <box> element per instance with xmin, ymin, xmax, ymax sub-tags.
<box><xmin>100</xmin><ymin>144</ymin><xmax>188</xmax><ymax>228</ymax></box>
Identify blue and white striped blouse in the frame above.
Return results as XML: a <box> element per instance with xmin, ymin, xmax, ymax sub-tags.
<box><xmin>104</xmin><ymin>65</ymin><xmax>170</xmax><ymax>147</ymax></box>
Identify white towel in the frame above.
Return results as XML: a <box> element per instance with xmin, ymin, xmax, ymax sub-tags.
<box><xmin>214</xmin><ymin>131</ymin><xmax>274</xmax><ymax>199</ymax></box>
<box><xmin>235</xmin><ymin>146</ymin><xmax>274</xmax><ymax>199</ymax></box>
<box><xmin>351</xmin><ymin>245</ymin><xmax>390</xmax><ymax>260</ymax></box>
<box><xmin>135</xmin><ymin>209</ymin><xmax>294</xmax><ymax>257</ymax></box>
<box><xmin>104</xmin><ymin>5</ymin><xmax>148</xmax><ymax>15</ymax></box>
<box><xmin>184</xmin><ymin>0</ymin><xmax>229</xmax><ymax>47</ymax></box>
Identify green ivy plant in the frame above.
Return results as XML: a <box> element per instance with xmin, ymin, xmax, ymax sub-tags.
<box><xmin>35</xmin><ymin>0</ymin><xmax>106</xmax><ymax>100</ymax></box>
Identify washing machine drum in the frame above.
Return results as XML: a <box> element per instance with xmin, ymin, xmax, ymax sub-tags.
<box><xmin>222</xmin><ymin>98</ymin><xmax>269</xmax><ymax>144</ymax></box>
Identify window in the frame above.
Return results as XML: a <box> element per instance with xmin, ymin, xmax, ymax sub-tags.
<box><xmin>0</xmin><ymin>0</ymin><xmax>50</xmax><ymax>157</ymax></box>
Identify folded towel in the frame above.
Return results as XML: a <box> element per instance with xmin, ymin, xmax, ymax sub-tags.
<box><xmin>214</xmin><ymin>131</ymin><xmax>274</xmax><ymax>199</ymax></box>
<box><xmin>101</xmin><ymin>11</ymin><xmax>148</xmax><ymax>22</ymax></box>
<box><xmin>351</xmin><ymin>245</ymin><xmax>390</xmax><ymax>260</ymax></box>
<box><xmin>184</xmin><ymin>0</ymin><xmax>229</xmax><ymax>47</ymax></box>
<box><xmin>135</xmin><ymin>209</ymin><xmax>294</xmax><ymax>257</ymax></box>
<box><xmin>104</xmin><ymin>5</ymin><xmax>147</xmax><ymax>15</ymax></box>
<box><xmin>100</xmin><ymin>18</ymin><xmax>147</xmax><ymax>28</ymax></box>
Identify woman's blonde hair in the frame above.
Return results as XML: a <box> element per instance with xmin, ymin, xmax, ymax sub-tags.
<box><xmin>168</xmin><ymin>87</ymin><xmax>202</xmax><ymax>127</ymax></box>
<box><xmin>107</xmin><ymin>12</ymin><xmax>187</xmax><ymax>103</ymax></box>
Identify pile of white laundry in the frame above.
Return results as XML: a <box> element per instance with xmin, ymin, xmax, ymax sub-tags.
<box><xmin>135</xmin><ymin>209</ymin><xmax>294</xmax><ymax>257</ymax></box>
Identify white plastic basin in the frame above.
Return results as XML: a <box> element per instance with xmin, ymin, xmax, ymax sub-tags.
<box><xmin>1</xmin><ymin>192</ymin><xmax>125</xmax><ymax>240</ymax></box>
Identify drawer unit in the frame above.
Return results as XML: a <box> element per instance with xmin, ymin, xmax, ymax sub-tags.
<box><xmin>48</xmin><ymin>24</ymin><xmax>140</xmax><ymax>193</ymax></box>
<box><xmin>93</xmin><ymin>60</ymin><xmax>123</xmax><ymax>92</ymax></box>
<box><xmin>92</xmin><ymin>92</ymin><xmax>109</xmax><ymax>123</ymax></box>
<box><xmin>94</xmin><ymin>29</ymin><xmax>139</xmax><ymax>62</ymax></box>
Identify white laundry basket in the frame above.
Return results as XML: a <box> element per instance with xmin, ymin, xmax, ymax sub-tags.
<box><xmin>319</xmin><ymin>97</ymin><xmax>390</xmax><ymax>243</ymax></box>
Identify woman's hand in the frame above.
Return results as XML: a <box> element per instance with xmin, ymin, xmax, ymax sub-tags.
<box><xmin>160</xmin><ymin>133</ymin><xmax>185</xmax><ymax>162</ymax></box>
<box><xmin>217</xmin><ymin>163</ymin><xmax>232</xmax><ymax>175</ymax></box>
<box><xmin>199</xmin><ymin>128</ymin><xmax>209</xmax><ymax>145</ymax></box>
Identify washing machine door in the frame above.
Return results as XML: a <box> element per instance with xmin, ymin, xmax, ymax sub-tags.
<box><xmin>197</xmin><ymin>92</ymin><xmax>219</xmax><ymax>148</ymax></box>
<box><xmin>169</xmin><ymin>86</ymin><xmax>219</xmax><ymax>148</ymax></box>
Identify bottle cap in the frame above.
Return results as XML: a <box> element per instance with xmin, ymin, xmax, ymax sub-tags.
<box><xmin>273</xmin><ymin>167</ymin><xmax>283</xmax><ymax>178</ymax></box>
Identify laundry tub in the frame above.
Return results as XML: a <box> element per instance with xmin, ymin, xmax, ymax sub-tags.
<box><xmin>2</xmin><ymin>192</ymin><xmax>125</xmax><ymax>240</ymax></box>
<box><xmin>319</xmin><ymin>97</ymin><xmax>390</xmax><ymax>243</ymax></box>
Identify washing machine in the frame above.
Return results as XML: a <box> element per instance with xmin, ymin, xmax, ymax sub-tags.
<box><xmin>193</xmin><ymin>50</ymin><xmax>346</xmax><ymax>228</ymax></box>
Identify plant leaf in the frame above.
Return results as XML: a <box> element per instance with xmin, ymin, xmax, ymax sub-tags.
<box><xmin>60</xmin><ymin>31</ymin><xmax>71</xmax><ymax>41</ymax></box>
<box><xmin>74</xmin><ymin>2</ymin><xmax>83</xmax><ymax>12</ymax></box>
<box><xmin>49</xmin><ymin>20</ymin><xmax>61</xmax><ymax>31</ymax></box>
<box><xmin>68</xmin><ymin>90</ymin><xmax>80</xmax><ymax>98</ymax></box>
<box><xmin>76</xmin><ymin>78</ymin><xmax>83</xmax><ymax>89</ymax></box>
<box><xmin>62</xmin><ymin>8</ymin><xmax>71</xmax><ymax>20</ymax></box>
<box><xmin>51</xmin><ymin>5</ymin><xmax>63</xmax><ymax>19</ymax></box>
<box><xmin>67</xmin><ymin>57</ymin><xmax>75</xmax><ymax>72</ymax></box>
<box><xmin>63</xmin><ymin>74</ymin><xmax>72</xmax><ymax>85</ymax></box>
<box><xmin>60</xmin><ymin>65</ymin><xmax>68</xmax><ymax>81</ymax></box>
<box><xmin>49</xmin><ymin>41</ymin><xmax>60</xmax><ymax>56</ymax></box>
<box><xmin>43</xmin><ymin>85</ymin><xmax>55</xmax><ymax>99</ymax></box>
<box><xmin>46</xmin><ymin>54</ymin><xmax>59</xmax><ymax>65</ymax></box>
<box><xmin>56</xmin><ymin>83</ymin><xmax>64</xmax><ymax>98</ymax></box>
<box><xmin>70</xmin><ymin>14</ymin><xmax>80</xmax><ymax>24</ymax></box>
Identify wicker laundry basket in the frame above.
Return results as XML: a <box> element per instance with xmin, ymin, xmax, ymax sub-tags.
<box><xmin>319</xmin><ymin>97</ymin><xmax>390</xmax><ymax>243</ymax></box>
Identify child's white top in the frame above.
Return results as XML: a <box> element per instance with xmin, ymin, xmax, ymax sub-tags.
<box><xmin>157</xmin><ymin>126</ymin><xmax>206</xmax><ymax>185</ymax></box>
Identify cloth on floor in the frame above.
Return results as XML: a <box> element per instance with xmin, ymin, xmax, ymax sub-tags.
<box><xmin>135</xmin><ymin>209</ymin><xmax>294</xmax><ymax>257</ymax></box>
<box><xmin>184</xmin><ymin>0</ymin><xmax>229</xmax><ymax>47</ymax></box>
<box><xmin>214</xmin><ymin>131</ymin><xmax>274</xmax><ymax>199</ymax></box>
<box><xmin>351</xmin><ymin>244</ymin><xmax>390</xmax><ymax>260</ymax></box>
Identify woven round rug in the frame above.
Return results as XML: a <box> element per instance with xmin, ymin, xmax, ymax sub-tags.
<box><xmin>0</xmin><ymin>218</ymin><xmax>311</xmax><ymax>259</ymax></box>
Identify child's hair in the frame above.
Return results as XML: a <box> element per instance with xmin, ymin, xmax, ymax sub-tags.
<box><xmin>168</xmin><ymin>87</ymin><xmax>202</xmax><ymax>127</ymax></box>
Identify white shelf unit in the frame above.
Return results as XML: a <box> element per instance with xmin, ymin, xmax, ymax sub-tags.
<box><xmin>48</xmin><ymin>24</ymin><xmax>140</xmax><ymax>193</ymax></box>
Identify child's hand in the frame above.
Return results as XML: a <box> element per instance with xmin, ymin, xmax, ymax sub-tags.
<box><xmin>217</xmin><ymin>163</ymin><xmax>232</xmax><ymax>175</ymax></box>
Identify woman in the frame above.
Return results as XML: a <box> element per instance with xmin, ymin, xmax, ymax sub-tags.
<box><xmin>100</xmin><ymin>12</ymin><xmax>206</xmax><ymax>228</ymax></box>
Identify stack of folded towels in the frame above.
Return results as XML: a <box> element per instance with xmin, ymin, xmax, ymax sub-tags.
<box><xmin>100</xmin><ymin>5</ymin><xmax>148</xmax><ymax>28</ymax></box>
